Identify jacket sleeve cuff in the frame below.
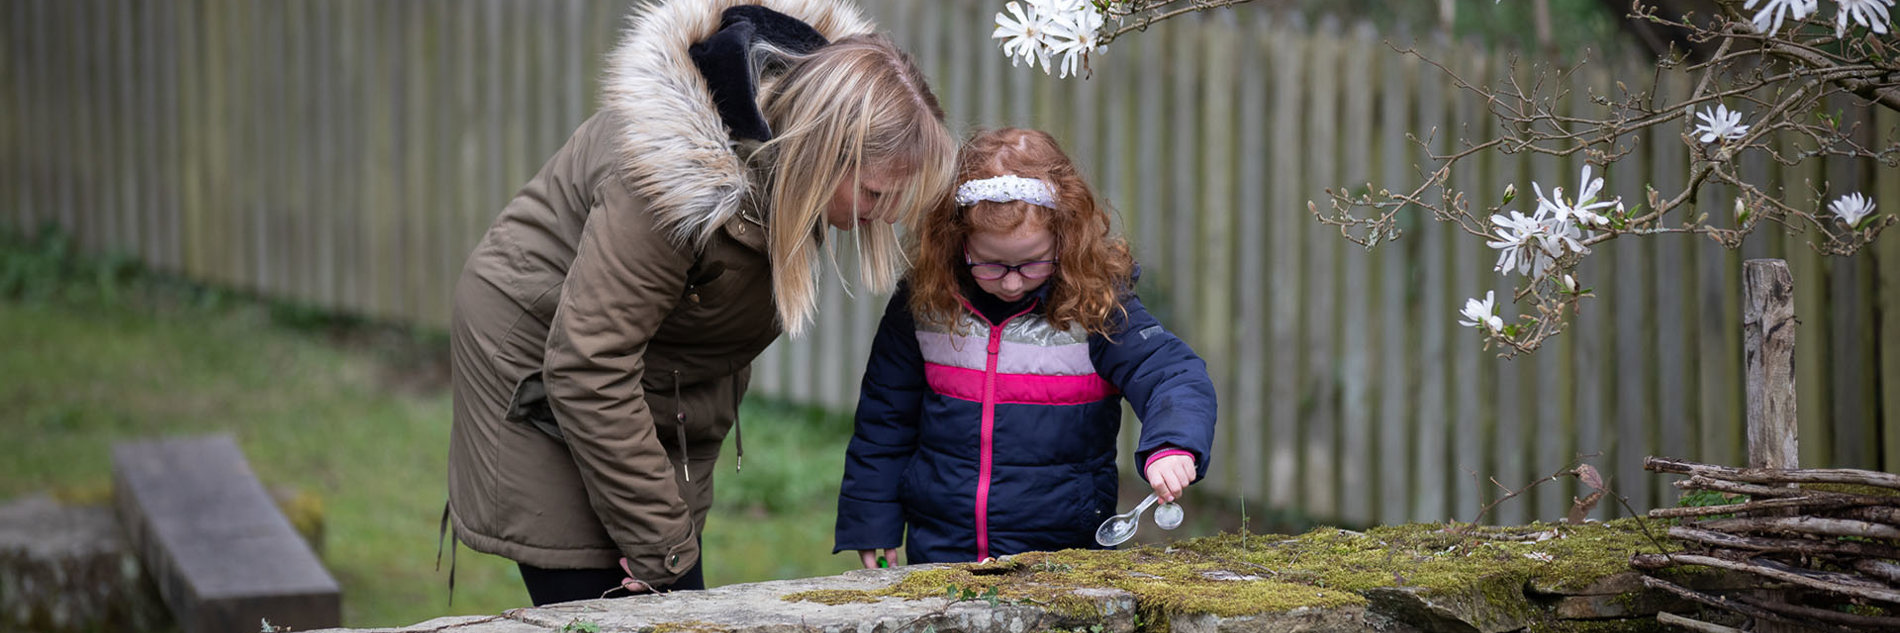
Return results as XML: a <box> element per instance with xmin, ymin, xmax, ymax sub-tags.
<box><xmin>618</xmin><ymin>533</ymin><xmax>700</xmax><ymax>587</ymax></box>
<box><xmin>834</xmin><ymin>497</ymin><xmax>906</xmax><ymax>553</ymax></box>
<box><xmin>1143</xmin><ymin>448</ymin><xmax>1196</xmax><ymax>471</ymax></box>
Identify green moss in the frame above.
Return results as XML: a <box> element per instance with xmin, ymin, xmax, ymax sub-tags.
<box><xmin>1804</xmin><ymin>483</ymin><xmax>1900</xmax><ymax>498</ymax></box>
<box><xmin>780</xmin><ymin>589</ymin><xmax>884</xmax><ymax>605</ymax></box>
<box><xmin>829</xmin><ymin>519</ymin><xmax>1673</xmax><ymax>622</ymax></box>
<box><xmin>646</xmin><ymin>620</ymin><xmax>728</xmax><ymax>633</ymax></box>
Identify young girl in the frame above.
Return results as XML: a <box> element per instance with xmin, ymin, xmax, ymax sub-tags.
<box><xmin>834</xmin><ymin>127</ymin><xmax>1217</xmax><ymax>566</ymax></box>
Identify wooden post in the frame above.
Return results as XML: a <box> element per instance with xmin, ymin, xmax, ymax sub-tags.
<box><xmin>1743</xmin><ymin>259</ymin><xmax>1798</xmax><ymax>470</ymax></box>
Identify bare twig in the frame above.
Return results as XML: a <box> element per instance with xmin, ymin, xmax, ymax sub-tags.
<box><xmin>1640</xmin><ymin>575</ymin><xmax>1859</xmax><ymax>633</ymax></box>
<box><xmin>1632</xmin><ymin>553</ymin><xmax>1900</xmax><ymax>605</ymax></box>
<box><xmin>1666</xmin><ymin>525</ymin><xmax>1900</xmax><ymax>560</ymax></box>
<box><xmin>1645</xmin><ymin>457</ymin><xmax>1900</xmax><ymax>491</ymax></box>
<box><xmin>1693</xmin><ymin>516</ymin><xmax>1900</xmax><ymax>540</ymax></box>
<box><xmin>1656</xmin><ymin>611</ymin><xmax>1743</xmax><ymax>633</ymax></box>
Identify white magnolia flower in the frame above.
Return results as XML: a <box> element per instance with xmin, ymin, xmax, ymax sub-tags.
<box><xmin>994</xmin><ymin>1</ymin><xmax>1055</xmax><ymax>72</ymax></box>
<box><xmin>1458</xmin><ymin>291</ymin><xmax>1505</xmax><ymax>333</ymax></box>
<box><xmin>1488</xmin><ymin>210</ymin><xmax>1551</xmax><ymax>276</ymax></box>
<box><xmin>1835</xmin><ymin>0</ymin><xmax>1894</xmax><ymax>36</ymax></box>
<box><xmin>1488</xmin><ymin>203</ymin><xmax>1589</xmax><ymax>278</ymax></box>
<box><xmin>1830</xmin><ymin>192</ymin><xmax>1877</xmax><ymax>228</ymax></box>
<box><xmin>1523</xmin><ymin>552</ymin><xmax>1555</xmax><ymax>562</ymax></box>
<box><xmin>1046</xmin><ymin>2</ymin><xmax>1106</xmax><ymax>78</ymax></box>
<box><xmin>1534</xmin><ymin>165</ymin><xmax>1618</xmax><ymax>228</ymax></box>
<box><xmin>1693</xmin><ymin>104</ymin><xmax>1750</xmax><ymax>143</ymax></box>
<box><xmin>1746</xmin><ymin>0</ymin><xmax>1819</xmax><ymax>34</ymax></box>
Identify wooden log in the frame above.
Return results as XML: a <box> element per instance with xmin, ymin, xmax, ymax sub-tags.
<box><xmin>1656</xmin><ymin>611</ymin><xmax>1743</xmax><ymax>633</ymax></box>
<box><xmin>1743</xmin><ymin>259</ymin><xmax>1798</xmax><ymax>470</ymax></box>
<box><xmin>1640</xmin><ymin>575</ymin><xmax>1857</xmax><ymax>633</ymax></box>
<box><xmin>1673</xmin><ymin>475</ymin><xmax>1900</xmax><ymax>505</ymax></box>
<box><xmin>1856</xmin><ymin>559</ymin><xmax>1900</xmax><ymax>586</ymax></box>
<box><xmin>1728</xmin><ymin>592</ymin><xmax>1900</xmax><ymax>631</ymax></box>
<box><xmin>1646</xmin><ymin>495</ymin><xmax>1884</xmax><ymax>518</ymax></box>
<box><xmin>1646</xmin><ymin>457</ymin><xmax>1900</xmax><ymax>491</ymax></box>
<box><xmin>1667</xmin><ymin>525</ymin><xmax>1900</xmax><ymax>560</ymax></box>
<box><xmin>1631</xmin><ymin>553</ymin><xmax>1900</xmax><ymax>604</ymax></box>
<box><xmin>1843</xmin><ymin>506</ymin><xmax>1900</xmax><ymax>525</ymax></box>
<box><xmin>1694</xmin><ymin>516</ymin><xmax>1900</xmax><ymax>540</ymax></box>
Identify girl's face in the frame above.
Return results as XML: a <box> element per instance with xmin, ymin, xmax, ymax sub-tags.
<box><xmin>964</xmin><ymin>219</ymin><xmax>1057</xmax><ymax>303</ymax></box>
<box><xmin>825</xmin><ymin>166</ymin><xmax>902</xmax><ymax>230</ymax></box>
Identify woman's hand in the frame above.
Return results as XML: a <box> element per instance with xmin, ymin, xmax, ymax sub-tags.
<box><xmin>857</xmin><ymin>548</ymin><xmax>898</xmax><ymax>569</ymax></box>
<box><xmin>1144</xmin><ymin>454</ymin><xmax>1197</xmax><ymax>503</ymax></box>
<box><xmin>618</xmin><ymin>557</ymin><xmax>653</xmax><ymax>594</ymax></box>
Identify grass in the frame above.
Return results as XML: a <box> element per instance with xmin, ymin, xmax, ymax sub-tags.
<box><xmin>0</xmin><ymin>226</ymin><xmax>858</xmax><ymax>628</ymax></box>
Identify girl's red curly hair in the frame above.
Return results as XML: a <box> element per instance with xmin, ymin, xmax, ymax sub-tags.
<box><xmin>908</xmin><ymin>127</ymin><xmax>1133</xmax><ymax>335</ymax></box>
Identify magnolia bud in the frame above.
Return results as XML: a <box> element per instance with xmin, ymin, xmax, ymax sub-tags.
<box><xmin>1502</xmin><ymin>183</ymin><xmax>1517</xmax><ymax>205</ymax></box>
<box><xmin>1562</xmin><ymin>274</ymin><xmax>1577</xmax><ymax>293</ymax></box>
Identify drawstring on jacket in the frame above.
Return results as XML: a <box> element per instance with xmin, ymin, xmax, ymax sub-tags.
<box><xmin>732</xmin><ymin>372</ymin><xmax>744</xmax><ymax>472</ymax></box>
<box><xmin>674</xmin><ymin>370</ymin><xmax>689</xmax><ymax>482</ymax></box>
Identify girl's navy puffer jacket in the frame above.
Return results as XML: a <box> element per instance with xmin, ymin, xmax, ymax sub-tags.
<box><xmin>834</xmin><ymin>280</ymin><xmax>1216</xmax><ymax>563</ymax></box>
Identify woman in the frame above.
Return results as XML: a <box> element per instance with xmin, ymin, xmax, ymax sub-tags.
<box><xmin>446</xmin><ymin>0</ymin><xmax>955</xmax><ymax>606</ymax></box>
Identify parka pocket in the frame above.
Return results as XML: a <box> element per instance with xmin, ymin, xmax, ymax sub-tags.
<box><xmin>506</xmin><ymin>370</ymin><xmax>564</xmax><ymax>440</ymax></box>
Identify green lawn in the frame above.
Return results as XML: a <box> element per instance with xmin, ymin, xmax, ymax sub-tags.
<box><xmin>0</xmin><ymin>229</ymin><xmax>858</xmax><ymax>628</ymax></box>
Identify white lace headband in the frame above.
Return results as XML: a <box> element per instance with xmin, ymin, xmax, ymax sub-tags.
<box><xmin>954</xmin><ymin>175</ymin><xmax>1058</xmax><ymax>210</ymax></box>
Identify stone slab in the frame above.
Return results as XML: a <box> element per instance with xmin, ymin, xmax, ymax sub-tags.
<box><xmin>0</xmin><ymin>494</ymin><xmax>168</xmax><ymax>632</ymax></box>
<box><xmin>113</xmin><ymin>435</ymin><xmax>340</xmax><ymax>633</ymax></box>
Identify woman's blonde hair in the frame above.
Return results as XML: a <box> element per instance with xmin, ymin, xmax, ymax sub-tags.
<box><xmin>910</xmin><ymin>128</ymin><xmax>1133</xmax><ymax>335</ymax></box>
<box><xmin>755</xmin><ymin>33</ymin><xmax>955</xmax><ymax>337</ymax></box>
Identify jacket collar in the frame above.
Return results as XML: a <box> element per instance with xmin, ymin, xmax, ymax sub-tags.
<box><xmin>600</xmin><ymin>0</ymin><xmax>874</xmax><ymax>249</ymax></box>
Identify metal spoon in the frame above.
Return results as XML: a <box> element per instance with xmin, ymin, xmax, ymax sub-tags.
<box><xmin>1095</xmin><ymin>493</ymin><xmax>1160</xmax><ymax>546</ymax></box>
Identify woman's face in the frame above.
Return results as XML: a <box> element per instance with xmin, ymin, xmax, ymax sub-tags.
<box><xmin>964</xmin><ymin>219</ymin><xmax>1057</xmax><ymax>303</ymax></box>
<box><xmin>825</xmin><ymin>166</ymin><xmax>902</xmax><ymax>230</ymax></box>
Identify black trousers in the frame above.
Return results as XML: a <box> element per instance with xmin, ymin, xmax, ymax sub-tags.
<box><xmin>518</xmin><ymin>557</ymin><xmax>705</xmax><ymax>606</ymax></box>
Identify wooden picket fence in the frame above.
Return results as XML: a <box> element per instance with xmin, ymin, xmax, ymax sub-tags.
<box><xmin>4</xmin><ymin>0</ymin><xmax>1896</xmax><ymax>528</ymax></box>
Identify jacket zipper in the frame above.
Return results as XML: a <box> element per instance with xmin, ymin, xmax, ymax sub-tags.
<box><xmin>970</xmin><ymin>302</ymin><xmax>1038</xmax><ymax>561</ymax></box>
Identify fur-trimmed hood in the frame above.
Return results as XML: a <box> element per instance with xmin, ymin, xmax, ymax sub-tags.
<box><xmin>602</xmin><ymin>0</ymin><xmax>875</xmax><ymax>248</ymax></box>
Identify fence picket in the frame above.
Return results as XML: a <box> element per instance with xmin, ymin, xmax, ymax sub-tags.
<box><xmin>1194</xmin><ymin>13</ymin><xmax>1239</xmax><ymax>498</ymax></box>
<box><xmin>1301</xmin><ymin>16</ymin><xmax>1341</xmax><ymax>520</ymax></box>
<box><xmin>1411</xmin><ymin>32</ymin><xmax>1451</xmax><ymax>524</ymax></box>
<box><xmin>1230</xmin><ymin>10</ymin><xmax>1271</xmax><ymax>506</ymax></box>
<box><xmin>1878</xmin><ymin>104</ymin><xmax>1900</xmax><ymax>473</ymax></box>
<box><xmin>1374</xmin><ymin>26</ymin><xmax>1416</xmax><ymax>525</ymax></box>
<box><xmin>1827</xmin><ymin>94</ymin><xmax>1875</xmax><ymax>469</ymax></box>
<box><xmin>1447</xmin><ymin>47</ymin><xmax>1486</xmax><ymax>524</ymax></box>
<box><xmin>1653</xmin><ymin>71</ymin><xmax>1692</xmax><ymax>507</ymax></box>
<box><xmin>1264</xmin><ymin>14</ymin><xmax>1305</xmax><ymax>512</ymax></box>
<box><xmin>1336</xmin><ymin>21</ymin><xmax>1376</xmax><ymax>527</ymax></box>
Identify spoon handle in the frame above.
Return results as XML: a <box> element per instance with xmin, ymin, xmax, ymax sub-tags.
<box><xmin>1132</xmin><ymin>492</ymin><xmax>1159</xmax><ymax>517</ymax></box>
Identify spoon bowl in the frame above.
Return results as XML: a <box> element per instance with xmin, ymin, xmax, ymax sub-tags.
<box><xmin>1154</xmin><ymin>502</ymin><xmax>1184</xmax><ymax>530</ymax></box>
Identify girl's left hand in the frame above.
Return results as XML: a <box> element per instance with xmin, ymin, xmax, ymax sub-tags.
<box><xmin>1144</xmin><ymin>454</ymin><xmax>1196</xmax><ymax>503</ymax></box>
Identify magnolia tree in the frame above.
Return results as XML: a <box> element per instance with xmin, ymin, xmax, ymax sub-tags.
<box><xmin>992</xmin><ymin>0</ymin><xmax>1897</xmax><ymax>357</ymax></box>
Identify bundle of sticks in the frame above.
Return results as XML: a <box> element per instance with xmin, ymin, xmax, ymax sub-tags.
<box><xmin>1629</xmin><ymin>456</ymin><xmax>1900</xmax><ymax>632</ymax></box>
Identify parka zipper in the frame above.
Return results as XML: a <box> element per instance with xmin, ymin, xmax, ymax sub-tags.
<box><xmin>970</xmin><ymin>302</ymin><xmax>1038</xmax><ymax>561</ymax></box>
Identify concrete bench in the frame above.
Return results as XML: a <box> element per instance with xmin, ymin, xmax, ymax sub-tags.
<box><xmin>113</xmin><ymin>435</ymin><xmax>340</xmax><ymax>633</ymax></box>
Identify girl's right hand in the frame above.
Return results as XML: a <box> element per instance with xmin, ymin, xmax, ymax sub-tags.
<box><xmin>858</xmin><ymin>548</ymin><xmax>897</xmax><ymax>569</ymax></box>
